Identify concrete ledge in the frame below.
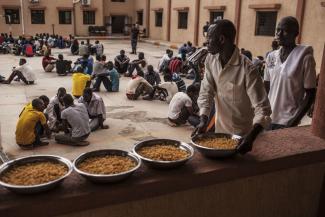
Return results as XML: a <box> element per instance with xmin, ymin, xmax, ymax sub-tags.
<box><xmin>1</xmin><ymin>126</ymin><xmax>325</xmax><ymax>217</ymax></box>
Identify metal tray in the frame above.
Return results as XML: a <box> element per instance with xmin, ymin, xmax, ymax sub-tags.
<box><xmin>73</xmin><ymin>149</ymin><xmax>141</xmax><ymax>183</ymax></box>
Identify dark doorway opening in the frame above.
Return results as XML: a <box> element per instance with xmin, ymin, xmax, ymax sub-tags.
<box><xmin>111</xmin><ymin>16</ymin><xmax>125</xmax><ymax>34</ymax></box>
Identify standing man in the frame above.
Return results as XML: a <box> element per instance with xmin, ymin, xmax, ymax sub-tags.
<box><xmin>264</xmin><ymin>16</ymin><xmax>316</xmax><ymax>130</ymax></box>
<box><xmin>130</xmin><ymin>24</ymin><xmax>140</xmax><ymax>54</ymax></box>
<box><xmin>203</xmin><ymin>21</ymin><xmax>210</xmax><ymax>37</ymax></box>
<box><xmin>195</xmin><ymin>19</ymin><xmax>271</xmax><ymax>154</ymax></box>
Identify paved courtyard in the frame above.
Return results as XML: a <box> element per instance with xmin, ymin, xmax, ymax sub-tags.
<box><xmin>0</xmin><ymin>40</ymin><xmax>194</xmax><ymax>160</ymax></box>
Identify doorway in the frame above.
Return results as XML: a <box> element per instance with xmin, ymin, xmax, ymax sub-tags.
<box><xmin>111</xmin><ymin>16</ymin><xmax>125</xmax><ymax>34</ymax></box>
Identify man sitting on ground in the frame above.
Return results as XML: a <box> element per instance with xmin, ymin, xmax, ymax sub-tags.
<box><xmin>126</xmin><ymin>52</ymin><xmax>147</xmax><ymax>77</ymax></box>
<box><xmin>92</xmin><ymin>55</ymin><xmax>112</xmax><ymax>92</ymax></box>
<box><xmin>93</xmin><ymin>40</ymin><xmax>104</xmax><ymax>56</ymax></box>
<box><xmin>16</xmin><ymin>98</ymin><xmax>51</xmax><ymax>150</ymax></box>
<box><xmin>3</xmin><ymin>58</ymin><xmax>36</xmax><ymax>85</ymax></box>
<box><xmin>45</xmin><ymin>87</ymin><xmax>66</xmax><ymax>132</ymax></box>
<box><xmin>158</xmin><ymin>74</ymin><xmax>179</xmax><ymax>103</ymax></box>
<box><xmin>79</xmin><ymin>41</ymin><xmax>89</xmax><ymax>56</ymax></box>
<box><xmin>78</xmin><ymin>88</ymin><xmax>109</xmax><ymax>131</ymax></box>
<box><xmin>72</xmin><ymin>66</ymin><xmax>91</xmax><ymax>98</ymax></box>
<box><xmin>106</xmin><ymin>61</ymin><xmax>120</xmax><ymax>92</ymax></box>
<box><xmin>114</xmin><ymin>50</ymin><xmax>130</xmax><ymax>74</ymax></box>
<box><xmin>56</xmin><ymin>54</ymin><xmax>72</xmax><ymax>76</ymax></box>
<box><xmin>158</xmin><ymin>49</ymin><xmax>173</xmax><ymax>73</ymax></box>
<box><xmin>126</xmin><ymin>71</ymin><xmax>153</xmax><ymax>100</ymax></box>
<box><xmin>145</xmin><ymin>65</ymin><xmax>161</xmax><ymax>86</ymax></box>
<box><xmin>42</xmin><ymin>52</ymin><xmax>57</xmax><ymax>72</ymax></box>
<box><xmin>168</xmin><ymin>85</ymin><xmax>198</xmax><ymax>126</ymax></box>
<box><xmin>55</xmin><ymin>94</ymin><xmax>90</xmax><ymax>146</ymax></box>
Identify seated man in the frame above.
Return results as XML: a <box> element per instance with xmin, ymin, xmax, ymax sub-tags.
<box><xmin>78</xmin><ymin>41</ymin><xmax>89</xmax><ymax>56</ymax></box>
<box><xmin>158</xmin><ymin>49</ymin><xmax>173</xmax><ymax>73</ymax></box>
<box><xmin>16</xmin><ymin>98</ymin><xmax>51</xmax><ymax>150</ymax></box>
<box><xmin>78</xmin><ymin>88</ymin><xmax>109</xmax><ymax>131</ymax></box>
<box><xmin>72</xmin><ymin>66</ymin><xmax>91</xmax><ymax>98</ymax></box>
<box><xmin>126</xmin><ymin>52</ymin><xmax>147</xmax><ymax>77</ymax></box>
<box><xmin>45</xmin><ymin>87</ymin><xmax>66</xmax><ymax>132</ymax></box>
<box><xmin>3</xmin><ymin>58</ymin><xmax>36</xmax><ymax>85</ymax></box>
<box><xmin>55</xmin><ymin>94</ymin><xmax>91</xmax><ymax>146</ymax></box>
<box><xmin>158</xmin><ymin>74</ymin><xmax>179</xmax><ymax>103</ymax></box>
<box><xmin>167</xmin><ymin>85</ymin><xmax>198</xmax><ymax>126</ymax></box>
<box><xmin>92</xmin><ymin>55</ymin><xmax>112</xmax><ymax>92</ymax></box>
<box><xmin>42</xmin><ymin>53</ymin><xmax>57</xmax><ymax>72</ymax></box>
<box><xmin>25</xmin><ymin>43</ymin><xmax>34</xmax><ymax>57</ymax></box>
<box><xmin>145</xmin><ymin>65</ymin><xmax>161</xmax><ymax>86</ymax></box>
<box><xmin>106</xmin><ymin>61</ymin><xmax>120</xmax><ymax>92</ymax></box>
<box><xmin>126</xmin><ymin>71</ymin><xmax>153</xmax><ymax>100</ymax></box>
<box><xmin>114</xmin><ymin>50</ymin><xmax>130</xmax><ymax>74</ymax></box>
<box><xmin>56</xmin><ymin>54</ymin><xmax>72</xmax><ymax>76</ymax></box>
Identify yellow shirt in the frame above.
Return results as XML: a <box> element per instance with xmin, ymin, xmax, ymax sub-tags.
<box><xmin>16</xmin><ymin>106</ymin><xmax>46</xmax><ymax>145</ymax></box>
<box><xmin>72</xmin><ymin>73</ymin><xmax>91</xmax><ymax>97</ymax></box>
<box><xmin>19</xmin><ymin>103</ymin><xmax>33</xmax><ymax>117</ymax></box>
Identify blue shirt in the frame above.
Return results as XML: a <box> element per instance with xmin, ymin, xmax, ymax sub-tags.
<box><xmin>108</xmin><ymin>68</ymin><xmax>119</xmax><ymax>92</ymax></box>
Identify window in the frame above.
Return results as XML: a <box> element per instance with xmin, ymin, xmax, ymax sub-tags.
<box><xmin>255</xmin><ymin>11</ymin><xmax>277</xmax><ymax>36</ymax></box>
<box><xmin>137</xmin><ymin>11</ymin><xmax>143</xmax><ymax>25</ymax></box>
<box><xmin>31</xmin><ymin>10</ymin><xmax>45</xmax><ymax>24</ymax></box>
<box><xmin>210</xmin><ymin>11</ymin><xmax>223</xmax><ymax>23</ymax></box>
<box><xmin>83</xmin><ymin>11</ymin><xmax>95</xmax><ymax>25</ymax></box>
<box><xmin>155</xmin><ymin>11</ymin><xmax>163</xmax><ymax>27</ymax></box>
<box><xmin>4</xmin><ymin>9</ymin><xmax>20</xmax><ymax>24</ymax></box>
<box><xmin>59</xmin><ymin>11</ymin><xmax>72</xmax><ymax>24</ymax></box>
<box><xmin>178</xmin><ymin>11</ymin><xmax>188</xmax><ymax>29</ymax></box>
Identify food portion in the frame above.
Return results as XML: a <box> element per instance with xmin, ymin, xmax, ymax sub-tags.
<box><xmin>77</xmin><ymin>155</ymin><xmax>137</xmax><ymax>175</ymax></box>
<box><xmin>196</xmin><ymin>137</ymin><xmax>239</xmax><ymax>150</ymax></box>
<box><xmin>138</xmin><ymin>144</ymin><xmax>189</xmax><ymax>161</ymax></box>
<box><xmin>0</xmin><ymin>161</ymin><xmax>68</xmax><ymax>186</ymax></box>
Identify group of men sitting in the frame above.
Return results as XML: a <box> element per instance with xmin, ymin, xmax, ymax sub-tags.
<box><xmin>15</xmin><ymin>87</ymin><xmax>108</xmax><ymax>149</ymax></box>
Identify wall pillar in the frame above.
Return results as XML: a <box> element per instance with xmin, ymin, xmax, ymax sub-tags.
<box><xmin>194</xmin><ymin>0</ymin><xmax>201</xmax><ymax>46</ymax></box>
<box><xmin>146</xmin><ymin>0</ymin><xmax>150</xmax><ymax>37</ymax></box>
<box><xmin>166</xmin><ymin>0</ymin><xmax>171</xmax><ymax>41</ymax></box>
<box><xmin>296</xmin><ymin>0</ymin><xmax>306</xmax><ymax>44</ymax></box>
<box><xmin>234</xmin><ymin>0</ymin><xmax>242</xmax><ymax>45</ymax></box>
<box><xmin>312</xmin><ymin>44</ymin><xmax>325</xmax><ymax>139</ymax></box>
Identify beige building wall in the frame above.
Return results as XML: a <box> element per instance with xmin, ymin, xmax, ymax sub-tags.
<box><xmin>301</xmin><ymin>0</ymin><xmax>325</xmax><ymax>73</ymax></box>
<box><xmin>134</xmin><ymin>0</ymin><xmax>148</xmax><ymax>32</ymax></box>
<box><xmin>149</xmin><ymin>0</ymin><xmax>169</xmax><ymax>41</ymax></box>
<box><xmin>0</xmin><ymin>0</ymin><xmax>24</xmax><ymax>36</ymax></box>
<box><xmin>198</xmin><ymin>0</ymin><xmax>237</xmax><ymax>46</ymax></box>
<box><xmin>170</xmin><ymin>0</ymin><xmax>196</xmax><ymax>44</ymax></box>
<box><xmin>238</xmin><ymin>0</ymin><xmax>298</xmax><ymax>57</ymax></box>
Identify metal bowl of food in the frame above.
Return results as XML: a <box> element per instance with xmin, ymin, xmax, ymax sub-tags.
<box><xmin>191</xmin><ymin>133</ymin><xmax>242</xmax><ymax>158</ymax></box>
<box><xmin>133</xmin><ymin>139</ymin><xmax>194</xmax><ymax>169</ymax></box>
<box><xmin>0</xmin><ymin>155</ymin><xmax>73</xmax><ymax>194</ymax></box>
<box><xmin>73</xmin><ymin>149</ymin><xmax>141</xmax><ymax>183</ymax></box>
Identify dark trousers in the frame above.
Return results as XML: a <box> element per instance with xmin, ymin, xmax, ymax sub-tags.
<box><xmin>126</xmin><ymin>64</ymin><xmax>143</xmax><ymax>77</ymax></box>
<box><xmin>131</xmin><ymin>39</ymin><xmax>137</xmax><ymax>53</ymax></box>
<box><xmin>268</xmin><ymin>124</ymin><xmax>287</xmax><ymax>131</ymax></box>
<box><xmin>126</xmin><ymin>83</ymin><xmax>153</xmax><ymax>100</ymax></box>
<box><xmin>169</xmin><ymin>107</ymin><xmax>191</xmax><ymax>125</ymax></box>
<box><xmin>115</xmin><ymin>62</ymin><xmax>129</xmax><ymax>74</ymax></box>
<box><xmin>93</xmin><ymin>76</ymin><xmax>112</xmax><ymax>91</ymax></box>
<box><xmin>6</xmin><ymin>70</ymin><xmax>34</xmax><ymax>85</ymax></box>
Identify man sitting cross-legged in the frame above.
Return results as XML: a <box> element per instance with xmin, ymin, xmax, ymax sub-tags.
<box><xmin>45</xmin><ymin>87</ymin><xmax>66</xmax><ymax>132</ymax></box>
<box><xmin>126</xmin><ymin>71</ymin><xmax>153</xmax><ymax>100</ymax></box>
<box><xmin>3</xmin><ymin>58</ymin><xmax>36</xmax><ymax>85</ymax></box>
<box><xmin>16</xmin><ymin>98</ymin><xmax>51</xmax><ymax>150</ymax></box>
<box><xmin>55</xmin><ymin>94</ymin><xmax>91</xmax><ymax>146</ymax></box>
<box><xmin>114</xmin><ymin>50</ymin><xmax>130</xmax><ymax>74</ymax></box>
<box><xmin>78</xmin><ymin>88</ymin><xmax>109</xmax><ymax>132</ymax></box>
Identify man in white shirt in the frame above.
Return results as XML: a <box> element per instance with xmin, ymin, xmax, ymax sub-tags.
<box><xmin>126</xmin><ymin>72</ymin><xmax>153</xmax><ymax>100</ymax></box>
<box><xmin>45</xmin><ymin>87</ymin><xmax>66</xmax><ymax>132</ymax></box>
<box><xmin>55</xmin><ymin>94</ymin><xmax>91</xmax><ymax>146</ymax></box>
<box><xmin>195</xmin><ymin>19</ymin><xmax>272</xmax><ymax>154</ymax></box>
<box><xmin>168</xmin><ymin>85</ymin><xmax>198</xmax><ymax>126</ymax></box>
<box><xmin>264</xmin><ymin>16</ymin><xmax>317</xmax><ymax>130</ymax></box>
<box><xmin>3</xmin><ymin>58</ymin><xmax>36</xmax><ymax>85</ymax></box>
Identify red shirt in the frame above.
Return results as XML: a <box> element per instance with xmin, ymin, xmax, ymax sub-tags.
<box><xmin>42</xmin><ymin>56</ymin><xmax>56</xmax><ymax>69</ymax></box>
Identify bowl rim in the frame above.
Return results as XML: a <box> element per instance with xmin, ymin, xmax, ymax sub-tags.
<box><xmin>73</xmin><ymin>149</ymin><xmax>141</xmax><ymax>178</ymax></box>
<box><xmin>0</xmin><ymin>155</ymin><xmax>73</xmax><ymax>189</ymax></box>
<box><xmin>132</xmin><ymin>139</ymin><xmax>194</xmax><ymax>164</ymax></box>
<box><xmin>191</xmin><ymin>133</ymin><xmax>242</xmax><ymax>152</ymax></box>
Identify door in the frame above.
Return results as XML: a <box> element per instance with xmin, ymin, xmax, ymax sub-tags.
<box><xmin>111</xmin><ymin>16</ymin><xmax>125</xmax><ymax>34</ymax></box>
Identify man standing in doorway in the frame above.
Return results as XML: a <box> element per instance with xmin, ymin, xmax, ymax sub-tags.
<box><xmin>264</xmin><ymin>16</ymin><xmax>316</xmax><ymax>130</ymax></box>
<box><xmin>195</xmin><ymin>19</ymin><xmax>272</xmax><ymax>154</ymax></box>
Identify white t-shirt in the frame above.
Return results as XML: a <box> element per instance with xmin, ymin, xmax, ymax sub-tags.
<box><xmin>61</xmin><ymin>103</ymin><xmax>90</xmax><ymax>137</ymax></box>
<box><xmin>264</xmin><ymin>45</ymin><xmax>317</xmax><ymax>125</ymax></box>
<box><xmin>126</xmin><ymin>76</ymin><xmax>151</xmax><ymax>94</ymax></box>
<box><xmin>15</xmin><ymin>64</ymin><xmax>36</xmax><ymax>82</ymax></box>
<box><xmin>168</xmin><ymin>92</ymin><xmax>192</xmax><ymax>119</ymax></box>
<box><xmin>159</xmin><ymin>82</ymin><xmax>179</xmax><ymax>103</ymax></box>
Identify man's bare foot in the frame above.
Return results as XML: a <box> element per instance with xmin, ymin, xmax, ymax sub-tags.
<box><xmin>2</xmin><ymin>80</ymin><xmax>10</xmax><ymax>84</ymax></box>
<box><xmin>167</xmin><ymin>119</ymin><xmax>177</xmax><ymax>127</ymax></box>
<box><xmin>101</xmin><ymin>125</ymin><xmax>109</xmax><ymax>129</ymax></box>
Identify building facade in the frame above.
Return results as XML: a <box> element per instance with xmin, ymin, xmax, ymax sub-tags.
<box><xmin>0</xmin><ymin>0</ymin><xmax>324</xmax><ymax>71</ymax></box>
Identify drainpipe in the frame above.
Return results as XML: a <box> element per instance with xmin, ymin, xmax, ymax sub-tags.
<box><xmin>194</xmin><ymin>0</ymin><xmax>201</xmax><ymax>46</ymax></box>
<box><xmin>296</xmin><ymin>0</ymin><xmax>306</xmax><ymax>44</ymax></box>
<box><xmin>166</xmin><ymin>0</ymin><xmax>171</xmax><ymax>41</ymax></box>
<box><xmin>20</xmin><ymin>0</ymin><xmax>25</xmax><ymax>35</ymax></box>
<box><xmin>73</xmin><ymin>3</ymin><xmax>77</xmax><ymax>36</ymax></box>
<box><xmin>146</xmin><ymin>0</ymin><xmax>150</xmax><ymax>37</ymax></box>
<box><xmin>234</xmin><ymin>0</ymin><xmax>242</xmax><ymax>45</ymax></box>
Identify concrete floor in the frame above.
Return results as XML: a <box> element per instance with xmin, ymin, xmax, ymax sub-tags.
<box><xmin>0</xmin><ymin>40</ymin><xmax>194</xmax><ymax>161</ymax></box>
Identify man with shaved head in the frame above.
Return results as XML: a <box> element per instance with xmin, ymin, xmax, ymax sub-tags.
<box><xmin>264</xmin><ymin>16</ymin><xmax>316</xmax><ymax>130</ymax></box>
<box><xmin>194</xmin><ymin>19</ymin><xmax>271</xmax><ymax>154</ymax></box>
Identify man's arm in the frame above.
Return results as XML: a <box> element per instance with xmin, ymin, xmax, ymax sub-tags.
<box><xmin>97</xmin><ymin>114</ymin><xmax>109</xmax><ymax>129</ymax></box>
<box><xmin>238</xmin><ymin>66</ymin><xmax>272</xmax><ymax>154</ymax></box>
<box><xmin>264</xmin><ymin>81</ymin><xmax>270</xmax><ymax>94</ymax></box>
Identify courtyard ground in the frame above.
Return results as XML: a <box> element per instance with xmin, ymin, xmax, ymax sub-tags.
<box><xmin>0</xmin><ymin>40</ymin><xmax>194</xmax><ymax>160</ymax></box>
<box><xmin>0</xmin><ymin>40</ymin><xmax>312</xmax><ymax>161</ymax></box>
